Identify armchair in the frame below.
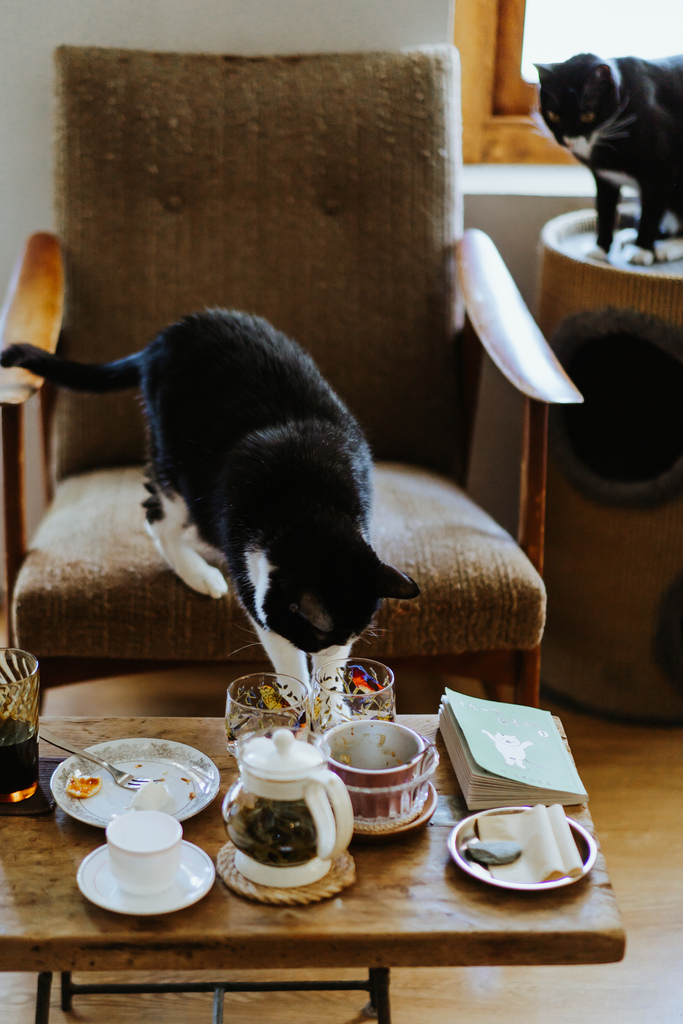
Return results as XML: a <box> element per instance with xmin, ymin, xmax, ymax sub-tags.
<box><xmin>0</xmin><ymin>46</ymin><xmax>581</xmax><ymax>707</ymax></box>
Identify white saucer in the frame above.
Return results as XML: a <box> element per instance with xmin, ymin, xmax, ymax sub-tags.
<box><xmin>77</xmin><ymin>840</ymin><xmax>215</xmax><ymax>915</ymax></box>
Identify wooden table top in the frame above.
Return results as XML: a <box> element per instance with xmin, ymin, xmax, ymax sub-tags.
<box><xmin>0</xmin><ymin>715</ymin><xmax>625</xmax><ymax>973</ymax></box>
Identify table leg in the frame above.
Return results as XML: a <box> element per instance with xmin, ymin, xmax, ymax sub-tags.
<box><xmin>368</xmin><ymin>967</ymin><xmax>391</xmax><ymax>1023</ymax></box>
<box><xmin>213</xmin><ymin>983</ymin><xmax>225</xmax><ymax>1024</ymax></box>
<box><xmin>60</xmin><ymin>971</ymin><xmax>73</xmax><ymax>1011</ymax></box>
<box><xmin>35</xmin><ymin>972</ymin><xmax>52</xmax><ymax>1024</ymax></box>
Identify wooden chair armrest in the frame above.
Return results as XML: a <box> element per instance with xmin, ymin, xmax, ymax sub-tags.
<box><xmin>0</xmin><ymin>233</ymin><xmax>64</xmax><ymax>406</ymax></box>
<box><xmin>456</xmin><ymin>228</ymin><xmax>583</xmax><ymax>601</ymax></box>
<box><xmin>1</xmin><ymin>234</ymin><xmax>63</xmax><ymax>635</ymax></box>
<box><xmin>457</xmin><ymin>228</ymin><xmax>582</xmax><ymax>405</ymax></box>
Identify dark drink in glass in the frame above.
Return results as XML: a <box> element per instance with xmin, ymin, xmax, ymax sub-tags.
<box><xmin>0</xmin><ymin>650</ymin><xmax>40</xmax><ymax>803</ymax></box>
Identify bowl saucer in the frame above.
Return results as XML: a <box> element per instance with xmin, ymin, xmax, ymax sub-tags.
<box><xmin>351</xmin><ymin>782</ymin><xmax>438</xmax><ymax>843</ymax></box>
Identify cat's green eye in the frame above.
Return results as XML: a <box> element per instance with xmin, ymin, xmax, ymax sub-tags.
<box><xmin>580</xmin><ymin>111</ymin><xmax>596</xmax><ymax>123</ymax></box>
<box><xmin>546</xmin><ymin>110</ymin><xmax>561</xmax><ymax>123</ymax></box>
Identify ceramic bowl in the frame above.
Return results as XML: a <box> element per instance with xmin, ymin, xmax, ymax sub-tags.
<box><xmin>320</xmin><ymin>720</ymin><xmax>439</xmax><ymax>821</ymax></box>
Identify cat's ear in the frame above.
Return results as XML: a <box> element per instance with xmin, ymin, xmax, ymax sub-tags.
<box><xmin>376</xmin><ymin>562</ymin><xmax>420</xmax><ymax>600</ymax></box>
<box><xmin>591</xmin><ymin>63</ymin><xmax>613</xmax><ymax>83</ymax></box>
<box><xmin>295</xmin><ymin>592</ymin><xmax>334</xmax><ymax>633</ymax></box>
<box><xmin>533</xmin><ymin>63</ymin><xmax>555</xmax><ymax>84</ymax></box>
<box><xmin>583</xmin><ymin>61</ymin><xmax>617</xmax><ymax>101</ymax></box>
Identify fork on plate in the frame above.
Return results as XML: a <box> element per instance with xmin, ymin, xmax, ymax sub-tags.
<box><xmin>40</xmin><ymin>727</ymin><xmax>163</xmax><ymax>790</ymax></box>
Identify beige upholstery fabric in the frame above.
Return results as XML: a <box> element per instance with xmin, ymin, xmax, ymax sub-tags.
<box><xmin>13</xmin><ymin>465</ymin><xmax>545</xmax><ymax>661</ymax></box>
<box><xmin>370</xmin><ymin>465</ymin><xmax>545</xmax><ymax>655</ymax></box>
<box><xmin>53</xmin><ymin>46</ymin><xmax>463</xmax><ymax>482</ymax></box>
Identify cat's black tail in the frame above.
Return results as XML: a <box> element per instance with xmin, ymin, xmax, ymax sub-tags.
<box><xmin>0</xmin><ymin>343</ymin><xmax>143</xmax><ymax>392</ymax></box>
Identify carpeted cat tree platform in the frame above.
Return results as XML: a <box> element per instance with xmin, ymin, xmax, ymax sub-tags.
<box><xmin>538</xmin><ymin>208</ymin><xmax>683</xmax><ymax>723</ymax></box>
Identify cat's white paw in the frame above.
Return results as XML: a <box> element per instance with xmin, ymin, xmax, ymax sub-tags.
<box><xmin>586</xmin><ymin>244</ymin><xmax>608</xmax><ymax>261</ymax></box>
<box><xmin>187</xmin><ymin>564</ymin><xmax>229</xmax><ymax>599</ymax></box>
<box><xmin>654</xmin><ymin>238</ymin><xmax>683</xmax><ymax>263</ymax></box>
<box><xmin>621</xmin><ymin>243</ymin><xmax>655</xmax><ymax>266</ymax></box>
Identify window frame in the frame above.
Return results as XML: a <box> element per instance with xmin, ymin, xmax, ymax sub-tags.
<box><xmin>454</xmin><ymin>0</ymin><xmax>573</xmax><ymax>164</ymax></box>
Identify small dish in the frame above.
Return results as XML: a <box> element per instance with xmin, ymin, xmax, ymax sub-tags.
<box><xmin>77</xmin><ymin>840</ymin><xmax>215</xmax><ymax>914</ymax></box>
<box><xmin>352</xmin><ymin>782</ymin><xmax>438</xmax><ymax>842</ymax></box>
<box><xmin>447</xmin><ymin>806</ymin><xmax>597</xmax><ymax>891</ymax></box>
<box><xmin>50</xmin><ymin>738</ymin><xmax>220</xmax><ymax>827</ymax></box>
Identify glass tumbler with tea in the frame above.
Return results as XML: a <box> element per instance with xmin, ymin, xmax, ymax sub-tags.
<box><xmin>0</xmin><ymin>649</ymin><xmax>40</xmax><ymax>803</ymax></box>
<box><xmin>225</xmin><ymin>673</ymin><xmax>309</xmax><ymax>754</ymax></box>
<box><xmin>311</xmin><ymin>658</ymin><xmax>395</xmax><ymax>733</ymax></box>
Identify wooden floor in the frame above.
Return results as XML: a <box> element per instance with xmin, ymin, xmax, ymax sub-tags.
<box><xmin>2</xmin><ymin>662</ymin><xmax>682</xmax><ymax>1023</ymax></box>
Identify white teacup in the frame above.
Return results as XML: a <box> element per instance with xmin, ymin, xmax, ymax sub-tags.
<box><xmin>105</xmin><ymin>809</ymin><xmax>183</xmax><ymax>896</ymax></box>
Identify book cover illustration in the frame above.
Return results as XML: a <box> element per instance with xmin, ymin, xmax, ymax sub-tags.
<box><xmin>443</xmin><ymin>687</ymin><xmax>587</xmax><ymax>798</ymax></box>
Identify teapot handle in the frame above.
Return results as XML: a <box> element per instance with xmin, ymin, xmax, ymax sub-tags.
<box><xmin>304</xmin><ymin>769</ymin><xmax>354</xmax><ymax>860</ymax></box>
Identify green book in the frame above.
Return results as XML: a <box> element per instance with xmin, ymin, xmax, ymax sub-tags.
<box><xmin>438</xmin><ymin>687</ymin><xmax>588</xmax><ymax>810</ymax></box>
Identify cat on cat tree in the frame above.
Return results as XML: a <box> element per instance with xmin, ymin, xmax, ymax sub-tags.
<box><xmin>535</xmin><ymin>52</ymin><xmax>683</xmax><ymax>266</ymax></box>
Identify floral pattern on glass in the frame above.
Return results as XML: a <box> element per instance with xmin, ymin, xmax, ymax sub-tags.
<box><xmin>311</xmin><ymin>659</ymin><xmax>395</xmax><ymax>733</ymax></box>
<box><xmin>225</xmin><ymin>673</ymin><xmax>309</xmax><ymax>754</ymax></box>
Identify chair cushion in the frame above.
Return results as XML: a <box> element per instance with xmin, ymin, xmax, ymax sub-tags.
<box><xmin>52</xmin><ymin>45</ymin><xmax>464</xmax><ymax>482</ymax></box>
<box><xmin>370</xmin><ymin>464</ymin><xmax>545</xmax><ymax>655</ymax></box>
<box><xmin>12</xmin><ymin>464</ymin><xmax>545</xmax><ymax>662</ymax></box>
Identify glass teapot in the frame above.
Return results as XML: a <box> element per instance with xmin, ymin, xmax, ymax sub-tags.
<box><xmin>222</xmin><ymin>727</ymin><xmax>354</xmax><ymax>887</ymax></box>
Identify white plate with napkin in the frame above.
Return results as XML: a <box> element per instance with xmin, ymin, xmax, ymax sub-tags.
<box><xmin>448</xmin><ymin>805</ymin><xmax>597</xmax><ymax>891</ymax></box>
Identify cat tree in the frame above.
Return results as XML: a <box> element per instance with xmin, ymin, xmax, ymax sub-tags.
<box><xmin>538</xmin><ymin>208</ymin><xmax>683</xmax><ymax>723</ymax></box>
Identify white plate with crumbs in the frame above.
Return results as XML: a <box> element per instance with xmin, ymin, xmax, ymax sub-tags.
<box><xmin>50</xmin><ymin>738</ymin><xmax>220</xmax><ymax>827</ymax></box>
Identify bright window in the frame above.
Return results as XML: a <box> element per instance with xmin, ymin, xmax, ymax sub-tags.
<box><xmin>522</xmin><ymin>0</ymin><xmax>683</xmax><ymax>79</ymax></box>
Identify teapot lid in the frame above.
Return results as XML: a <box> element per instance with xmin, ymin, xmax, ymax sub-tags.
<box><xmin>240</xmin><ymin>728</ymin><xmax>325</xmax><ymax>781</ymax></box>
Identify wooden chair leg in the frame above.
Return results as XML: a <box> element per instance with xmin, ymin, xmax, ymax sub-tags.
<box><xmin>515</xmin><ymin>645</ymin><xmax>541</xmax><ymax>707</ymax></box>
<box><xmin>2</xmin><ymin>403</ymin><xmax>27</xmax><ymax>647</ymax></box>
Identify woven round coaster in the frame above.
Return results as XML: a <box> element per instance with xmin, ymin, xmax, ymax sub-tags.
<box><xmin>350</xmin><ymin>782</ymin><xmax>439</xmax><ymax>841</ymax></box>
<box><xmin>353</xmin><ymin>803</ymin><xmax>423</xmax><ymax>835</ymax></box>
<box><xmin>216</xmin><ymin>842</ymin><xmax>355</xmax><ymax>905</ymax></box>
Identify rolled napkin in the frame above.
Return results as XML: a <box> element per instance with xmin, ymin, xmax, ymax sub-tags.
<box><xmin>476</xmin><ymin>804</ymin><xmax>584</xmax><ymax>883</ymax></box>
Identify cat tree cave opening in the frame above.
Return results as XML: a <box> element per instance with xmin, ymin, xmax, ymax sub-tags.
<box><xmin>550</xmin><ymin>308</ymin><xmax>683</xmax><ymax>507</ymax></box>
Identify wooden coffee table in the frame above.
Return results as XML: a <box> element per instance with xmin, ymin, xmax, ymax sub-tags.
<box><xmin>0</xmin><ymin>715</ymin><xmax>625</xmax><ymax>1023</ymax></box>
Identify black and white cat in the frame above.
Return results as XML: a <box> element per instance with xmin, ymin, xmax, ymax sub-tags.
<box><xmin>0</xmin><ymin>309</ymin><xmax>419</xmax><ymax>682</ymax></box>
<box><xmin>535</xmin><ymin>52</ymin><xmax>683</xmax><ymax>265</ymax></box>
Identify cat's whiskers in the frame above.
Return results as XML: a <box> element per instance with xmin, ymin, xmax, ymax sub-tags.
<box><xmin>594</xmin><ymin>125</ymin><xmax>634</xmax><ymax>153</ymax></box>
<box><xmin>234</xmin><ymin>622</ymin><xmax>259</xmax><ymax>637</ymax></box>
<box><xmin>356</xmin><ymin>624</ymin><xmax>388</xmax><ymax>644</ymax></box>
<box><xmin>593</xmin><ymin>138</ymin><xmax>620</xmax><ymax>153</ymax></box>
<box><xmin>597</xmin><ymin>120</ymin><xmax>636</xmax><ymax>142</ymax></box>
<box><xmin>228</xmin><ymin>640</ymin><xmax>264</xmax><ymax>658</ymax></box>
<box><xmin>595</xmin><ymin>97</ymin><xmax>636</xmax><ymax>148</ymax></box>
<box><xmin>529</xmin><ymin>109</ymin><xmax>555</xmax><ymax>140</ymax></box>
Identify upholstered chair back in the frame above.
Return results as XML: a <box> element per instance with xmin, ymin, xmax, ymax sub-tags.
<box><xmin>52</xmin><ymin>46</ymin><xmax>463</xmax><ymax>483</ymax></box>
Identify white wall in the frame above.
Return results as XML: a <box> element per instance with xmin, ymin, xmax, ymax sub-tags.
<box><xmin>0</xmin><ymin>0</ymin><xmax>454</xmax><ymax>557</ymax></box>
